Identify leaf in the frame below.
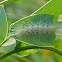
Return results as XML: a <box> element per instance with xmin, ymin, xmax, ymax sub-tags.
<box><xmin>0</xmin><ymin>0</ymin><xmax>21</xmax><ymax>5</ymax></box>
<box><xmin>0</xmin><ymin>6</ymin><xmax>7</xmax><ymax>44</ymax></box>
<box><xmin>15</xmin><ymin>40</ymin><xmax>37</xmax><ymax>57</ymax></box>
<box><xmin>2</xmin><ymin>37</ymin><xmax>16</xmax><ymax>46</ymax></box>
<box><xmin>33</xmin><ymin>0</ymin><xmax>62</xmax><ymax>16</ymax></box>
<box><xmin>0</xmin><ymin>38</ymin><xmax>16</xmax><ymax>54</ymax></box>
<box><xmin>10</xmin><ymin>14</ymin><xmax>56</xmax><ymax>46</ymax></box>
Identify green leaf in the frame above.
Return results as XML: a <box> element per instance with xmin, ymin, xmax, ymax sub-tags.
<box><xmin>0</xmin><ymin>6</ymin><xmax>7</xmax><ymax>44</ymax></box>
<box><xmin>0</xmin><ymin>0</ymin><xmax>21</xmax><ymax>5</ymax></box>
<box><xmin>10</xmin><ymin>14</ymin><xmax>56</xmax><ymax>46</ymax></box>
<box><xmin>0</xmin><ymin>38</ymin><xmax>16</xmax><ymax>54</ymax></box>
<box><xmin>15</xmin><ymin>40</ymin><xmax>37</xmax><ymax>57</ymax></box>
<box><xmin>2</xmin><ymin>37</ymin><xmax>16</xmax><ymax>46</ymax></box>
<box><xmin>33</xmin><ymin>0</ymin><xmax>62</xmax><ymax>16</ymax></box>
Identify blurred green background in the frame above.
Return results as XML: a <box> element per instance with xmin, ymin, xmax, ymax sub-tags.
<box><xmin>0</xmin><ymin>0</ymin><xmax>62</xmax><ymax>62</ymax></box>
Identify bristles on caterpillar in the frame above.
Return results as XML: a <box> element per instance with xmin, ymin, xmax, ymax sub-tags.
<box><xmin>18</xmin><ymin>25</ymin><xmax>56</xmax><ymax>36</ymax></box>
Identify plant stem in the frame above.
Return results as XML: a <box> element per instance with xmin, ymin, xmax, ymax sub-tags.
<box><xmin>0</xmin><ymin>46</ymin><xmax>62</xmax><ymax>60</ymax></box>
<box><xmin>0</xmin><ymin>52</ymin><xmax>32</xmax><ymax>62</ymax></box>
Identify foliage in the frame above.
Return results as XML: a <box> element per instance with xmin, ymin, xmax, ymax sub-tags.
<box><xmin>0</xmin><ymin>0</ymin><xmax>62</xmax><ymax>62</ymax></box>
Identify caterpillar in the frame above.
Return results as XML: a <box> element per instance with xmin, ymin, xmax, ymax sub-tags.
<box><xmin>18</xmin><ymin>25</ymin><xmax>56</xmax><ymax>36</ymax></box>
<box><xmin>12</xmin><ymin>14</ymin><xmax>56</xmax><ymax>46</ymax></box>
<box><xmin>14</xmin><ymin>24</ymin><xmax>56</xmax><ymax>46</ymax></box>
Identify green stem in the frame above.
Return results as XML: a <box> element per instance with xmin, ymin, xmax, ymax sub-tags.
<box><xmin>0</xmin><ymin>46</ymin><xmax>62</xmax><ymax>60</ymax></box>
<box><xmin>0</xmin><ymin>52</ymin><xmax>31</xmax><ymax>62</ymax></box>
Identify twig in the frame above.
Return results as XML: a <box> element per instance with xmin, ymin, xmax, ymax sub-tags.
<box><xmin>0</xmin><ymin>46</ymin><xmax>62</xmax><ymax>60</ymax></box>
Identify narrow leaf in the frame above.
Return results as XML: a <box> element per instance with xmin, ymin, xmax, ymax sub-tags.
<box><xmin>0</xmin><ymin>6</ymin><xmax>7</xmax><ymax>44</ymax></box>
<box><xmin>33</xmin><ymin>0</ymin><xmax>62</xmax><ymax>16</ymax></box>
